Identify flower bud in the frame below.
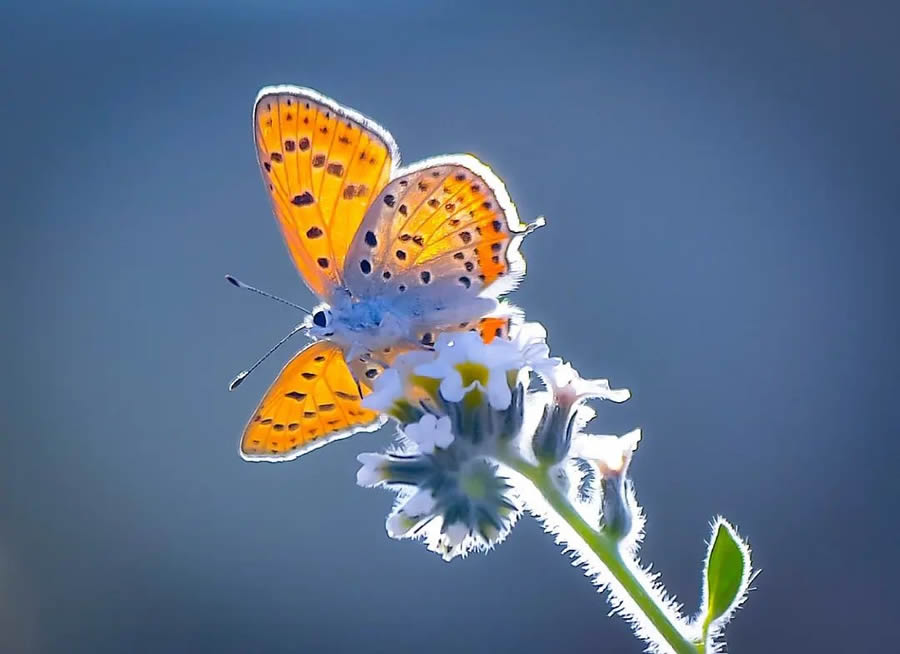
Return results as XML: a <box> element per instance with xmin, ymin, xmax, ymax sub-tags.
<box><xmin>571</xmin><ymin>429</ymin><xmax>641</xmax><ymax>541</ymax></box>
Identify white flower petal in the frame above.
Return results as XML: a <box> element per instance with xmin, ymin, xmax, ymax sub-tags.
<box><xmin>419</xmin><ymin>413</ymin><xmax>438</xmax><ymax>431</ymax></box>
<box><xmin>506</xmin><ymin>321</ymin><xmax>563</xmax><ymax>377</ymax></box>
<box><xmin>432</xmin><ymin>330</ymin><xmax>457</xmax><ymax>351</ymax></box>
<box><xmin>414</xmin><ymin>360</ymin><xmax>449</xmax><ymax>379</ymax></box>
<box><xmin>433</xmin><ymin>416</ymin><xmax>454</xmax><ymax>449</ymax></box>
<box><xmin>411</xmin><ymin>326</ymin><xmax>529</xmax><ymax>410</ymax></box>
<box><xmin>571</xmin><ymin>428</ymin><xmax>642</xmax><ymax>476</ymax></box>
<box><xmin>486</xmin><ymin>372</ymin><xmax>513</xmax><ymax>410</ymax></box>
<box><xmin>355</xmin><ymin>452</ymin><xmax>386</xmax><ymax>487</ymax></box>
<box><xmin>512</xmin><ymin>320</ymin><xmax>546</xmax><ymax>344</ymax></box>
<box><xmin>404</xmin><ymin>415</ymin><xmax>431</xmax><ymax>453</ymax></box>
<box><xmin>360</xmin><ymin>368</ymin><xmax>403</xmax><ymax>411</ymax></box>
<box><xmin>403</xmin><ymin>413</ymin><xmax>455</xmax><ymax>454</ymax></box>
<box><xmin>362</xmin><ymin>350</ymin><xmax>440</xmax><ymax>413</ymax></box>
<box><xmin>438</xmin><ymin>373</ymin><xmax>466</xmax><ymax>403</ymax></box>
<box><xmin>571</xmin><ymin>376</ymin><xmax>631</xmax><ymax>403</ymax></box>
<box><xmin>545</xmin><ymin>361</ymin><xmax>577</xmax><ymax>390</ymax></box>
<box><xmin>386</xmin><ymin>511</ymin><xmax>416</xmax><ymax>538</ymax></box>
<box><xmin>394</xmin><ymin>350</ymin><xmax>439</xmax><ymax>369</ymax></box>
<box><xmin>545</xmin><ymin>361</ymin><xmax>630</xmax><ymax>404</ymax></box>
<box><xmin>444</xmin><ymin>521</ymin><xmax>469</xmax><ymax>549</ymax></box>
<box><xmin>401</xmin><ymin>490</ymin><xmax>437</xmax><ymax>518</ymax></box>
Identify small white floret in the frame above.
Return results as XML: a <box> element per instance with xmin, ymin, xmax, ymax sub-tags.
<box><xmin>404</xmin><ymin>414</ymin><xmax>454</xmax><ymax>454</ymax></box>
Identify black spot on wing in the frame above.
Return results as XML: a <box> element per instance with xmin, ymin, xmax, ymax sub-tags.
<box><xmin>292</xmin><ymin>192</ymin><xmax>315</xmax><ymax>206</ymax></box>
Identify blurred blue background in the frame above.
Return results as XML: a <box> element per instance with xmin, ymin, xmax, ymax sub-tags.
<box><xmin>1</xmin><ymin>1</ymin><xmax>898</xmax><ymax>652</ymax></box>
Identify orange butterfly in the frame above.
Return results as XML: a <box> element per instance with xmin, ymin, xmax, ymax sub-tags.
<box><xmin>235</xmin><ymin>85</ymin><xmax>542</xmax><ymax>462</ymax></box>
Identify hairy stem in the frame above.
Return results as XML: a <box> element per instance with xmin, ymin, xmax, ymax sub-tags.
<box><xmin>499</xmin><ymin>454</ymin><xmax>698</xmax><ymax>654</ymax></box>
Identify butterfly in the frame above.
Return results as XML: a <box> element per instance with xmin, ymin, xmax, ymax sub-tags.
<box><xmin>237</xmin><ymin>85</ymin><xmax>543</xmax><ymax>462</ymax></box>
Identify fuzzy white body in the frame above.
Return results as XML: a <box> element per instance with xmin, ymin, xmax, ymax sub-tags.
<box><xmin>308</xmin><ymin>290</ymin><xmax>497</xmax><ymax>361</ymax></box>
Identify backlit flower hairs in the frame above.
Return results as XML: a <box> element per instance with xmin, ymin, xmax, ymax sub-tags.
<box><xmin>357</xmin><ymin>324</ymin><xmax>634</xmax><ymax>559</ymax></box>
<box><xmin>354</xmin><ymin>322</ymin><xmax>753</xmax><ymax>654</ymax></box>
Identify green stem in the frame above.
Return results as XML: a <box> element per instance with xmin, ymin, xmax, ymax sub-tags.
<box><xmin>500</xmin><ymin>453</ymin><xmax>699</xmax><ymax>654</ymax></box>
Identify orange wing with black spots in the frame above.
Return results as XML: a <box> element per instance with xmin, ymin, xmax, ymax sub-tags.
<box><xmin>477</xmin><ymin>316</ymin><xmax>512</xmax><ymax>343</ymax></box>
<box><xmin>440</xmin><ymin>314</ymin><xmax>516</xmax><ymax>346</ymax></box>
<box><xmin>240</xmin><ymin>340</ymin><xmax>385</xmax><ymax>462</ymax></box>
<box><xmin>254</xmin><ymin>86</ymin><xmax>399</xmax><ymax>299</ymax></box>
<box><xmin>342</xmin><ymin>154</ymin><xmax>543</xmax><ymax>301</ymax></box>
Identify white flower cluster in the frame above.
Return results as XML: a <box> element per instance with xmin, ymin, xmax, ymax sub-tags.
<box><xmin>362</xmin><ymin>328</ymin><xmax>536</xmax><ymax>415</ymax></box>
<box><xmin>356</xmin><ymin>320</ymin><xmax>637</xmax><ymax>559</ymax></box>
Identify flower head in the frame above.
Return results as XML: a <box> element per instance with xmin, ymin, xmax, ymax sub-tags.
<box><xmin>544</xmin><ymin>361</ymin><xmax>631</xmax><ymax>406</ymax></box>
<box><xmin>570</xmin><ymin>428</ymin><xmax>642</xmax><ymax>541</ymax></box>
<box><xmin>531</xmin><ymin>360</ymin><xmax>631</xmax><ymax>464</ymax></box>
<box><xmin>361</xmin><ymin>350</ymin><xmax>435</xmax><ymax>420</ymax></box>
<box><xmin>389</xmin><ymin>458</ymin><xmax>520</xmax><ymax>560</ymax></box>
<box><xmin>414</xmin><ymin>331</ymin><xmax>522</xmax><ymax>410</ymax></box>
<box><xmin>508</xmin><ymin>320</ymin><xmax>562</xmax><ymax>379</ymax></box>
<box><xmin>358</xmin><ymin>449</ymin><xmax>521</xmax><ymax>560</ymax></box>
<box><xmin>571</xmin><ymin>428</ymin><xmax>641</xmax><ymax>478</ymax></box>
<box><xmin>356</xmin><ymin>319</ymin><xmax>636</xmax><ymax>558</ymax></box>
<box><xmin>354</xmin><ymin>325</ymin><xmax>545</xmax><ymax>560</ymax></box>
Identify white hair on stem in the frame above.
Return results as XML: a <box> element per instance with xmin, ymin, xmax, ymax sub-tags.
<box><xmin>505</xmin><ymin>466</ymin><xmax>694</xmax><ymax>654</ymax></box>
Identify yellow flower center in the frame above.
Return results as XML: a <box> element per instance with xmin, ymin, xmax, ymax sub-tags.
<box><xmin>409</xmin><ymin>374</ymin><xmax>441</xmax><ymax>400</ymax></box>
<box><xmin>460</xmin><ymin>467</ymin><xmax>490</xmax><ymax>500</ymax></box>
<box><xmin>453</xmin><ymin>362</ymin><xmax>491</xmax><ymax>411</ymax></box>
<box><xmin>454</xmin><ymin>362</ymin><xmax>490</xmax><ymax>387</ymax></box>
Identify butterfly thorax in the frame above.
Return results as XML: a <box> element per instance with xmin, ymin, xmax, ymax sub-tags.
<box><xmin>310</xmin><ymin>293</ymin><xmax>410</xmax><ymax>355</ymax></box>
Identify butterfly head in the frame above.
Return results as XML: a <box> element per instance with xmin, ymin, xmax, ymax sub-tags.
<box><xmin>310</xmin><ymin>292</ymin><xmax>417</xmax><ymax>354</ymax></box>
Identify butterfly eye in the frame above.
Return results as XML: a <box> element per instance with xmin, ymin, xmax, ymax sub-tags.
<box><xmin>313</xmin><ymin>310</ymin><xmax>329</xmax><ymax>328</ymax></box>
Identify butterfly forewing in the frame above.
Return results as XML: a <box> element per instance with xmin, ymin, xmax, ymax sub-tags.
<box><xmin>342</xmin><ymin>155</ymin><xmax>537</xmax><ymax>303</ymax></box>
<box><xmin>240</xmin><ymin>340</ymin><xmax>385</xmax><ymax>462</ymax></box>
<box><xmin>254</xmin><ymin>86</ymin><xmax>399</xmax><ymax>299</ymax></box>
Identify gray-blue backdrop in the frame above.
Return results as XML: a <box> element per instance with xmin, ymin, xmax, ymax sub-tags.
<box><xmin>2</xmin><ymin>1</ymin><xmax>897</xmax><ymax>652</ymax></box>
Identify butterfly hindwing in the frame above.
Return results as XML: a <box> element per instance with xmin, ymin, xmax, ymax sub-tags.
<box><xmin>240</xmin><ymin>340</ymin><xmax>385</xmax><ymax>462</ymax></box>
<box><xmin>342</xmin><ymin>155</ymin><xmax>541</xmax><ymax>305</ymax></box>
<box><xmin>254</xmin><ymin>86</ymin><xmax>399</xmax><ymax>299</ymax></box>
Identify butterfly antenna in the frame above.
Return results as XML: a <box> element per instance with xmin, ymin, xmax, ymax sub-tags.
<box><xmin>228</xmin><ymin>322</ymin><xmax>307</xmax><ymax>391</ymax></box>
<box><xmin>224</xmin><ymin>275</ymin><xmax>312</xmax><ymax>314</ymax></box>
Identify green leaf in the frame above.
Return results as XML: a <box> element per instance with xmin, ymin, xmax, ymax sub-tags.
<box><xmin>700</xmin><ymin>517</ymin><xmax>751</xmax><ymax>641</ymax></box>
